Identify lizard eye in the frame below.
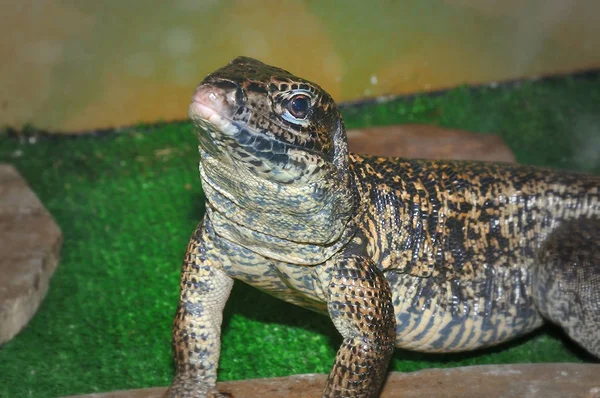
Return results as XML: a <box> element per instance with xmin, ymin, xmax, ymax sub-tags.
<box><xmin>287</xmin><ymin>94</ymin><xmax>311</xmax><ymax>119</ymax></box>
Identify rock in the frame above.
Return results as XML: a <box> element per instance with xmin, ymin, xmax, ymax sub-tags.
<box><xmin>347</xmin><ymin>124</ymin><xmax>516</xmax><ymax>163</ymax></box>
<box><xmin>62</xmin><ymin>363</ymin><xmax>600</xmax><ymax>398</ymax></box>
<box><xmin>0</xmin><ymin>164</ymin><xmax>62</xmax><ymax>345</ymax></box>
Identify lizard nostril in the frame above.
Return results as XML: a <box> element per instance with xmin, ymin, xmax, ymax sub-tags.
<box><xmin>191</xmin><ymin>85</ymin><xmax>224</xmax><ymax>106</ymax></box>
<box><xmin>199</xmin><ymin>79</ymin><xmax>244</xmax><ymax>107</ymax></box>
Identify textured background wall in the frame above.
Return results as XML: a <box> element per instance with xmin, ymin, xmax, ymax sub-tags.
<box><xmin>2</xmin><ymin>0</ymin><xmax>599</xmax><ymax>132</ymax></box>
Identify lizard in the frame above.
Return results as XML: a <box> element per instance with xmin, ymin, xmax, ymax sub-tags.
<box><xmin>165</xmin><ymin>56</ymin><xmax>600</xmax><ymax>398</ymax></box>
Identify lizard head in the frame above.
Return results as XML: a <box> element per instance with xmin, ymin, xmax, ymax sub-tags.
<box><xmin>189</xmin><ymin>56</ymin><xmax>348</xmax><ymax>185</ymax></box>
<box><xmin>188</xmin><ymin>57</ymin><xmax>354</xmax><ymax>247</ymax></box>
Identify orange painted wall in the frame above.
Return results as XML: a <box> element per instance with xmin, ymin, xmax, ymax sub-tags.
<box><xmin>1</xmin><ymin>0</ymin><xmax>599</xmax><ymax>133</ymax></box>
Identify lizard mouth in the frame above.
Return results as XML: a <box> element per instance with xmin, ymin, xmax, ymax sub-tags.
<box><xmin>189</xmin><ymin>83</ymin><xmax>240</xmax><ymax>156</ymax></box>
<box><xmin>189</xmin><ymin>87</ymin><xmax>290</xmax><ymax>167</ymax></box>
<box><xmin>189</xmin><ymin>83</ymin><xmax>331</xmax><ymax>183</ymax></box>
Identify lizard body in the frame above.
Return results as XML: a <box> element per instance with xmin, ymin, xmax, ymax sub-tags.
<box><xmin>166</xmin><ymin>57</ymin><xmax>600</xmax><ymax>398</ymax></box>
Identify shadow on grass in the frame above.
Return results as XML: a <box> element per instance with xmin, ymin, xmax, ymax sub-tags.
<box><xmin>222</xmin><ymin>281</ymin><xmax>597</xmax><ymax>373</ymax></box>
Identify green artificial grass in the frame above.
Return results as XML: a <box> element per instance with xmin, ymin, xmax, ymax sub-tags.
<box><xmin>1</xmin><ymin>73</ymin><xmax>599</xmax><ymax>398</ymax></box>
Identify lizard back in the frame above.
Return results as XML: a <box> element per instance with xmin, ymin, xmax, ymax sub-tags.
<box><xmin>349</xmin><ymin>154</ymin><xmax>600</xmax><ymax>351</ymax></box>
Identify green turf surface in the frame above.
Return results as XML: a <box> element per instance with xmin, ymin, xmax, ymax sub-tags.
<box><xmin>1</xmin><ymin>74</ymin><xmax>599</xmax><ymax>398</ymax></box>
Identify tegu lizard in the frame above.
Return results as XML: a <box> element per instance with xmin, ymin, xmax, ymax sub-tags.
<box><xmin>165</xmin><ymin>56</ymin><xmax>600</xmax><ymax>398</ymax></box>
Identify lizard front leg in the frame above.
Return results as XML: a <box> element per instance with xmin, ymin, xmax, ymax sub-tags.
<box><xmin>166</xmin><ymin>219</ymin><xmax>234</xmax><ymax>398</ymax></box>
<box><xmin>318</xmin><ymin>254</ymin><xmax>396</xmax><ymax>398</ymax></box>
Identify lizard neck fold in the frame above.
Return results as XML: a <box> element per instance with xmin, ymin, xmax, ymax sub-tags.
<box><xmin>199</xmin><ymin>151</ymin><xmax>359</xmax><ymax>264</ymax></box>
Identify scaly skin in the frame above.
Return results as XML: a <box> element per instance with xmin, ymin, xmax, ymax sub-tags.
<box><xmin>165</xmin><ymin>57</ymin><xmax>600</xmax><ymax>398</ymax></box>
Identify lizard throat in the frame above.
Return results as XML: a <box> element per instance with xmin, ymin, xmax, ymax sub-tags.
<box><xmin>198</xmin><ymin>156</ymin><xmax>357</xmax><ymax>262</ymax></box>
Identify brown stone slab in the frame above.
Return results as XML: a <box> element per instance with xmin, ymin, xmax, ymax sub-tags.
<box><xmin>347</xmin><ymin>124</ymin><xmax>516</xmax><ymax>163</ymax></box>
<box><xmin>62</xmin><ymin>363</ymin><xmax>600</xmax><ymax>398</ymax></box>
<box><xmin>0</xmin><ymin>164</ymin><xmax>62</xmax><ymax>344</ymax></box>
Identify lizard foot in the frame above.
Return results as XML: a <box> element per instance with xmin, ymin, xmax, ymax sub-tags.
<box><xmin>164</xmin><ymin>377</ymin><xmax>233</xmax><ymax>398</ymax></box>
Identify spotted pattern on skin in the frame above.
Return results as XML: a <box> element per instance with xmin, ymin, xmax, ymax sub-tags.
<box><xmin>349</xmin><ymin>155</ymin><xmax>599</xmax><ymax>352</ymax></box>
<box><xmin>167</xmin><ymin>57</ymin><xmax>600</xmax><ymax>398</ymax></box>
<box><xmin>532</xmin><ymin>218</ymin><xmax>600</xmax><ymax>357</ymax></box>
